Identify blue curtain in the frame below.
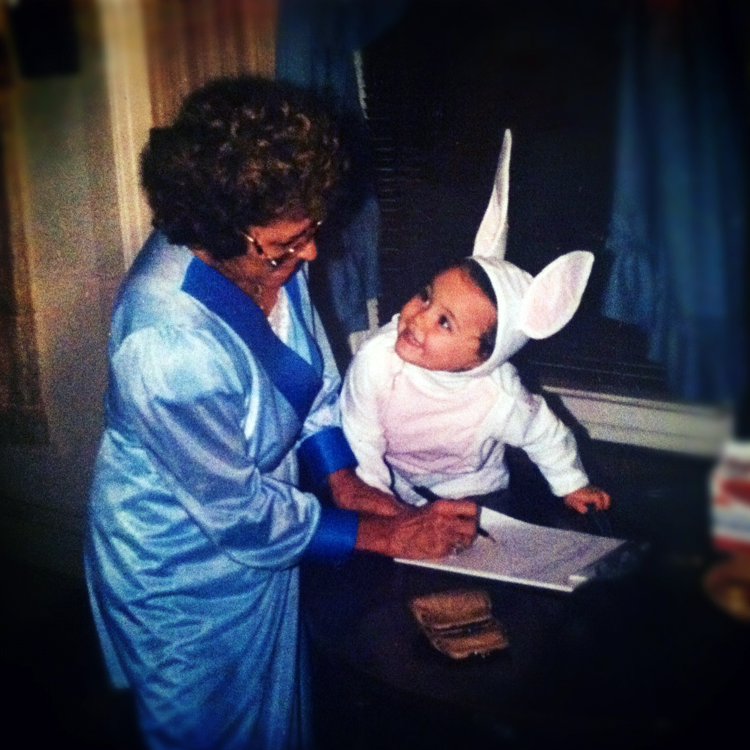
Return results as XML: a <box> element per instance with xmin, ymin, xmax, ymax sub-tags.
<box><xmin>275</xmin><ymin>1</ymin><xmax>405</xmax><ymax>345</ymax></box>
<box><xmin>603</xmin><ymin>1</ymin><xmax>747</xmax><ymax>405</ymax></box>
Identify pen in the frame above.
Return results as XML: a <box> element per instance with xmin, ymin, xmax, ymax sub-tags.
<box><xmin>412</xmin><ymin>486</ymin><xmax>497</xmax><ymax>543</ymax></box>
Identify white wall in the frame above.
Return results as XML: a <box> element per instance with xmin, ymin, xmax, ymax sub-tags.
<box><xmin>0</xmin><ymin>4</ymin><xmax>124</xmax><ymax>577</ymax></box>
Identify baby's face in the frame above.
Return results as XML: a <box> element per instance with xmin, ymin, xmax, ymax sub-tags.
<box><xmin>395</xmin><ymin>267</ymin><xmax>497</xmax><ymax>372</ymax></box>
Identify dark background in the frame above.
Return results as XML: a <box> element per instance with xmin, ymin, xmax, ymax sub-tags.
<box><xmin>361</xmin><ymin>0</ymin><xmax>746</xmax><ymax>399</ymax></box>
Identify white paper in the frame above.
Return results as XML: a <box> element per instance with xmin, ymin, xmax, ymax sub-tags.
<box><xmin>396</xmin><ymin>507</ymin><xmax>627</xmax><ymax>593</ymax></box>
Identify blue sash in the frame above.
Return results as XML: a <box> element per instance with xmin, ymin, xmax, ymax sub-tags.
<box><xmin>181</xmin><ymin>258</ymin><xmax>323</xmax><ymax>422</ymax></box>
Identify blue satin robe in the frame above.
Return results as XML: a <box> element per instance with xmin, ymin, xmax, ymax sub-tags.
<box><xmin>85</xmin><ymin>232</ymin><xmax>358</xmax><ymax>749</ymax></box>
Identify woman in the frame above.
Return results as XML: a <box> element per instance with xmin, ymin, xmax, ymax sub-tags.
<box><xmin>85</xmin><ymin>76</ymin><xmax>477</xmax><ymax>749</ymax></box>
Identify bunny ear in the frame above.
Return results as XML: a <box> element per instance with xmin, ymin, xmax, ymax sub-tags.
<box><xmin>473</xmin><ymin>129</ymin><xmax>511</xmax><ymax>260</ymax></box>
<box><xmin>519</xmin><ymin>251</ymin><xmax>594</xmax><ymax>339</ymax></box>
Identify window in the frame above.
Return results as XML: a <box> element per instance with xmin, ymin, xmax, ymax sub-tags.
<box><xmin>363</xmin><ymin>0</ymin><xmax>668</xmax><ymax>397</ymax></box>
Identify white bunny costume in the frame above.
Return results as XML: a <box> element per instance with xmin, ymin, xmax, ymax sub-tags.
<box><xmin>341</xmin><ymin>131</ymin><xmax>594</xmax><ymax>506</ymax></box>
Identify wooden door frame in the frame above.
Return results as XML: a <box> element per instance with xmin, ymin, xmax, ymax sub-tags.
<box><xmin>98</xmin><ymin>0</ymin><xmax>153</xmax><ymax>268</ymax></box>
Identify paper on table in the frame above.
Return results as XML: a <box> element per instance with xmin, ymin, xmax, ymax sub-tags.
<box><xmin>396</xmin><ymin>507</ymin><xmax>627</xmax><ymax>593</ymax></box>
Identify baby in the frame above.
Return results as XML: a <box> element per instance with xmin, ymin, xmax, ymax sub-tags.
<box><xmin>341</xmin><ymin>130</ymin><xmax>610</xmax><ymax>514</ymax></box>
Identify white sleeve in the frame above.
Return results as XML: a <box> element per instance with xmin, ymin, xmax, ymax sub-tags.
<box><xmin>340</xmin><ymin>337</ymin><xmax>394</xmax><ymax>494</ymax></box>
<box><xmin>501</xmin><ymin>369</ymin><xmax>589</xmax><ymax>496</ymax></box>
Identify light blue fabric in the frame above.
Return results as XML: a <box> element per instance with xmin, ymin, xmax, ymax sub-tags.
<box><xmin>275</xmin><ymin>1</ymin><xmax>405</xmax><ymax>337</ymax></box>
<box><xmin>85</xmin><ymin>231</ymin><xmax>357</xmax><ymax>749</ymax></box>
<box><xmin>603</xmin><ymin>1</ymin><xmax>746</xmax><ymax>404</ymax></box>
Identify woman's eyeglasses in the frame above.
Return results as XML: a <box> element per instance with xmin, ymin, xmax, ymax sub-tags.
<box><xmin>243</xmin><ymin>221</ymin><xmax>323</xmax><ymax>269</ymax></box>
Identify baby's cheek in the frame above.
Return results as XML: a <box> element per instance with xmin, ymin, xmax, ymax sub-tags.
<box><xmin>400</xmin><ymin>298</ymin><xmax>417</xmax><ymax>317</ymax></box>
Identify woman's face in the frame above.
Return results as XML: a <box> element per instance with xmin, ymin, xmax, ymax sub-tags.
<box><xmin>395</xmin><ymin>267</ymin><xmax>497</xmax><ymax>372</ymax></box>
<box><xmin>238</xmin><ymin>216</ymin><xmax>320</xmax><ymax>287</ymax></box>
<box><xmin>193</xmin><ymin>216</ymin><xmax>320</xmax><ymax>312</ymax></box>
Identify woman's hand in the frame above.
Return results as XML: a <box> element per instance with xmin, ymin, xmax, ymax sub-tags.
<box><xmin>327</xmin><ymin>467</ymin><xmax>407</xmax><ymax>517</ymax></box>
<box><xmin>355</xmin><ymin>500</ymin><xmax>478</xmax><ymax>560</ymax></box>
<box><xmin>564</xmin><ymin>485</ymin><xmax>611</xmax><ymax>514</ymax></box>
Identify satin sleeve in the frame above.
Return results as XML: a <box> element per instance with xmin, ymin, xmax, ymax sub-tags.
<box><xmin>109</xmin><ymin>325</ymin><xmax>321</xmax><ymax>570</ymax></box>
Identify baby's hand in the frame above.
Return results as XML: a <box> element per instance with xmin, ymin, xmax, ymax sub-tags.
<box><xmin>564</xmin><ymin>485</ymin><xmax>611</xmax><ymax>514</ymax></box>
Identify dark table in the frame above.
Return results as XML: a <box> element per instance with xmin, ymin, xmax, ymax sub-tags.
<box><xmin>302</xmin><ymin>546</ymin><xmax>749</xmax><ymax>750</ymax></box>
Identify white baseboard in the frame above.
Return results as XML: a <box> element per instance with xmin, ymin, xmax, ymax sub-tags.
<box><xmin>544</xmin><ymin>386</ymin><xmax>734</xmax><ymax>458</ymax></box>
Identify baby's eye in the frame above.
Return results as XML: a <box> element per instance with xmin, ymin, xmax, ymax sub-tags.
<box><xmin>439</xmin><ymin>315</ymin><xmax>451</xmax><ymax>330</ymax></box>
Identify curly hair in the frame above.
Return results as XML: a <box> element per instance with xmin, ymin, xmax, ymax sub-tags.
<box><xmin>141</xmin><ymin>76</ymin><xmax>347</xmax><ymax>260</ymax></box>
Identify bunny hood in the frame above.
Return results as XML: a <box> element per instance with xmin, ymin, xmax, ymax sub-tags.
<box><xmin>470</xmin><ymin>250</ymin><xmax>594</xmax><ymax>375</ymax></box>
<box><xmin>415</xmin><ymin>129</ymin><xmax>594</xmax><ymax>387</ymax></box>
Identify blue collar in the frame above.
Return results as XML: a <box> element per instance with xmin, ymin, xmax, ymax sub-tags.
<box><xmin>181</xmin><ymin>257</ymin><xmax>323</xmax><ymax>422</ymax></box>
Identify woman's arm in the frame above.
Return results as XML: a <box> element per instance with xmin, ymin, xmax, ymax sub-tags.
<box><xmin>327</xmin><ymin>467</ymin><xmax>406</xmax><ymax>516</ymax></box>
<box><xmin>355</xmin><ymin>499</ymin><xmax>479</xmax><ymax>559</ymax></box>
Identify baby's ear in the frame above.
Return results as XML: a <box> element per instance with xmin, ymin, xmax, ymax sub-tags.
<box><xmin>519</xmin><ymin>251</ymin><xmax>594</xmax><ymax>339</ymax></box>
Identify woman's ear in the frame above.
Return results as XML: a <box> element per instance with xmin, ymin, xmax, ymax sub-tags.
<box><xmin>519</xmin><ymin>251</ymin><xmax>594</xmax><ymax>339</ymax></box>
